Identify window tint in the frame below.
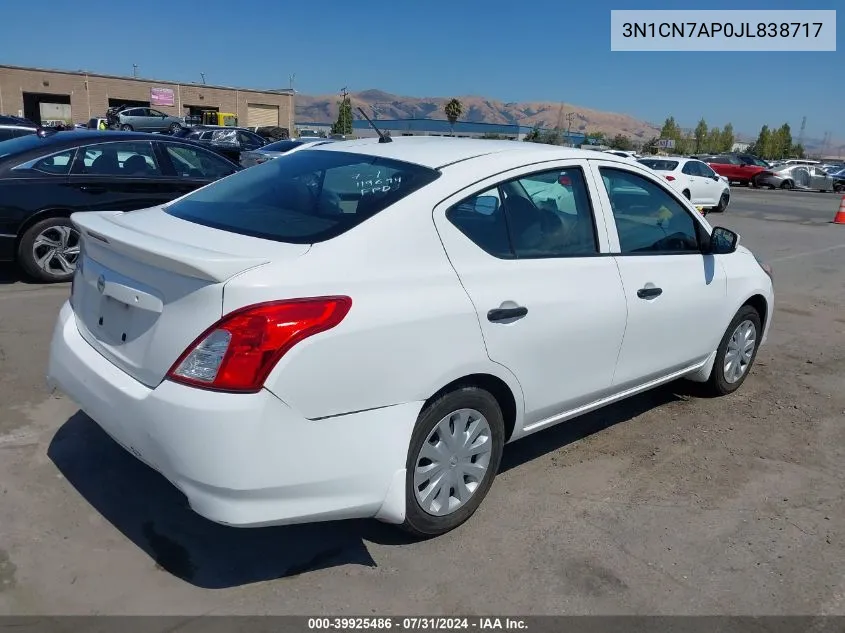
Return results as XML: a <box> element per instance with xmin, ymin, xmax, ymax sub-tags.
<box><xmin>639</xmin><ymin>159</ymin><xmax>679</xmax><ymax>171</ymax></box>
<box><xmin>509</xmin><ymin>168</ymin><xmax>598</xmax><ymax>256</ymax></box>
<box><xmin>0</xmin><ymin>129</ymin><xmax>17</xmax><ymax>142</ymax></box>
<box><xmin>165</xmin><ymin>150</ymin><xmax>440</xmax><ymax>243</ymax></box>
<box><xmin>74</xmin><ymin>141</ymin><xmax>161</xmax><ymax>176</ymax></box>
<box><xmin>698</xmin><ymin>162</ymin><xmax>717</xmax><ymax>178</ymax></box>
<box><xmin>32</xmin><ymin>149</ymin><xmax>76</xmax><ymax>175</ymax></box>
<box><xmin>165</xmin><ymin>144</ymin><xmax>237</xmax><ymax>179</ymax></box>
<box><xmin>681</xmin><ymin>161</ymin><xmax>698</xmax><ymax>175</ymax></box>
<box><xmin>447</xmin><ymin>186</ymin><xmax>511</xmax><ymax>258</ymax></box>
<box><xmin>447</xmin><ymin>167</ymin><xmax>598</xmax><ymax>258</ymax></box>
<box><xmin>149</xmin><ymin>109</ymin><xmax>165</xmax><ymax>117</ymax></box>
<box><xmin>263</xmin><ymin>140</ymin><xmax>304</xmax><ymax>153</ymax></box>
<box><xmin>600</xmin><ymin>167</ymin><xmax>700</xmax><ymax>254</ymax></box>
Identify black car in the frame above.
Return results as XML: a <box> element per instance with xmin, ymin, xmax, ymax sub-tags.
<box><xmin>0</xmin><ymin>130</ymin><xmax>241</xmax><ymax>282</ymax></box>
<box><xmin>172</xmin><ymin>125</ymin><xmax>267</xmax><ymax>161</ymax></box>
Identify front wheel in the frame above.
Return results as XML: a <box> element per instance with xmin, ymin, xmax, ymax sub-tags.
<box><xmin>17</xmin><ymin>217</ymin><xmax>80</xmax><ymax>283</ymax></box>
<box><xmin>712</xmin><ymin>192</ymin><xmax>730</xmax><ymax>213</ymax></box>
<box><xmin>168</xmin><ymin>122</ymin><xmax>182</xmax><ymax>134</ymax></box>
<box><xmin>704</xmin><ymin>305</ymin><xmax>762</xmax><ymax>396</ymax></box>
<box><xmin>120</xmin><ymin>124</ymin><xmax>133</xmax><ymax>131</ymax></box>
<box><xmin>780</xmin><ymin>180</ymin><xmax>794</xmax><ymax>190</ymax></box>
<box><xmin>402</xmin><ymin>386</ymin><xmax>505</xmax><ymax>538</ymax></box>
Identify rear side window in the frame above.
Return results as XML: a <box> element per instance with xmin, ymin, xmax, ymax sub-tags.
<box><xmin>262</xmin><ymin>140</ymin><xmax>304</xmax><ymax>153</ymax></box>
<box><xmin>446</xmin><ymin>167</ymin><xmax>598</xmax><ymax>259</ymax></box>
<box><xmin>164</xmin><ymin>144</ymin><xmax>237</xmax><ymax>179</ymax></box>
<box><xmin>164</xmin><ymin>150</ymin><xmax>441</xmax><ymax>243</ymax></box>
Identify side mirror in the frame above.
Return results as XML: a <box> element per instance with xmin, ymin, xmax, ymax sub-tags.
<box><xmin>707</xmin><ymin>226</ymin><xmax>739</xmax><ymax>254</ymax></box>
<box><xmin>712</xmin><ymin>174</ymin><xmax>720</xmax><ymax>180</ymax></box>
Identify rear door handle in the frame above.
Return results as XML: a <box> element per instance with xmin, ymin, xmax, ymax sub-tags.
<box><xmin>487</xmin><ymin>306</ymin><xmax>528</xmax><ymax>322</ymax></box>
<box><xmin>78</xmin><ymin>185</ymin><xmax>106</xmax><ymax>194</ymax></box>
<box><xmin>637</xmin><ymin>287</ymin><xmax>663</xmax><ymax>299</ymax></box>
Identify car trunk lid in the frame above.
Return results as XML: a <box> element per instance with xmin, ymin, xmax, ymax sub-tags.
<box><xmin>70</xmin><ymin>208</ymin><xmax>310</xmax><ymax>387</ymax></box>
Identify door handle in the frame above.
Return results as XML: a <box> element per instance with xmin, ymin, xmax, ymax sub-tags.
<box><xmin>78</xmin><ymin>185</ymin><xmax>106</xmax><ymax>193</ymax></box>
<box><xmin>637</xmin><ymin>287</ymin><xmax>663</xmax><ymax>299</ymax></box>
<box><xmin>487</xmin><ymin>306</ymin><xmax>528</xmax><ymax>322</ymax></box>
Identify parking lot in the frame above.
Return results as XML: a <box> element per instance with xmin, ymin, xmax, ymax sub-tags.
<box><xmin>0</xmin><ymin>187</ymin><xmax>843</xmax><ymax>615</ymax></box>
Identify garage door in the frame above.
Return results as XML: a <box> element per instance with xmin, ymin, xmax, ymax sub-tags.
<box><xmin>247</xmin><ymin>104</ymin><xmax>279</xmax><ymax>127</ymax></box>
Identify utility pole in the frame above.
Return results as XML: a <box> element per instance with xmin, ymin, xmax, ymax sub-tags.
<box><xmin>565</xmin><ymin>112</ymin><xmax>576</xmax><ymax>146</ymax></box>
<box><xmin>200</xmin><ymin>73</ymin><xmax>206</xmax><ymax>85</ymax></box>
<box><xmin>798</xmin><ymin>115</ymin><xmax>806</xmax><ymax>147</ymax></box>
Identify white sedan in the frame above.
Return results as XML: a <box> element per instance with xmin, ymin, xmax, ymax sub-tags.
<box><xmin>47</xmin><ymin>139</ymin><xmax>774</xmax><ymax>537</ymax></box>
<box><xmin>638</xmin><ymin>156</ymin><xmax>731</xmax><ymax>213</ymax></box>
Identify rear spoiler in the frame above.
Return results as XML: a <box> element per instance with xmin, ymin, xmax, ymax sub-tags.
<box><xmin>71</xmin><ymin>211</ymin><xmax>271</xmax><ymax>283</ymax></box>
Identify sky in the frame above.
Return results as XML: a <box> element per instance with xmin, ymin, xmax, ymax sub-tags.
<box><xmin>2</xmin><ymin>0</ymin><xmax>842</xmax><ymax>143</ymax></box>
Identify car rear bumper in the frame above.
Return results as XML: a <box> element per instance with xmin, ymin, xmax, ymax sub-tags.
<box><xmin>46</xmin><ymin>300</ymin><xmax>420</xmax><ymax>527</ymax></box>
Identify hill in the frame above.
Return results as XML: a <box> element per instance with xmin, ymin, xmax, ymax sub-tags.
<box><xmin>295</xmin><ymin>89</ymin><xmax>661</xmax><ymax>140</ymax></box>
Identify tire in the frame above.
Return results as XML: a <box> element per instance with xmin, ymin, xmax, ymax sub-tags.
<box><xmin>17</xmin><ymin>216</ymin><xmax>80</xmax><ymax>283</ymax></box>
<box><xmin>120</xmin><ymin>124</ymin><xmax>133</xmax><ymax>131</ymax></box>
<box><xmin>712</xmin><ymin>192</ymin><xmax>730</xmax><ymax>213</ymax></box>
<box><xmin>168</xmin><ymin>122</ymin><xmax>182</xmax><ymax>134</ymax></box>
<box><xmin>835</xmin><ymin>183</ymin><xmax>844</xmax><ymax>193</ymax></box>
<box><xmin>780</xmin><ymin>180</ymin><xmax>793</xmax><ymax>190</ymax></box>
<box><xmin>401</xmin><ymin>386</ymin><xmax>505</xmax><ymax>538</ymax></box>
<box><xmin>682</xmin><ymin>190</ymin><xmax>691</xmax><ymax>200</ymax></box>
<box><xmin>703</xmin><ymin>305</ymin><xmax>763</xmax><ymax>397</ymax></box>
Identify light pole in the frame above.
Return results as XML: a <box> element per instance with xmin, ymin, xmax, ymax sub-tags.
<box><xmin>133</xmin><ymin>64</ymin><xmax>138</xmax><ymax>78</ymax></box>
<box><xmin>200</xmin><ymin>73</ymin><xmax>206</xmax><ymax>85</ymax></box>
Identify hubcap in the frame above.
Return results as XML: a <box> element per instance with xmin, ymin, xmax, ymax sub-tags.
<box><xmin>32</xmin><ymin>225</ymin><xmax>79</xmax><ymax>277</ymax></box>
<box><xmin>723</xmin><ymin>319</ymin><xmax>757</xmax><ymax>384</ymax></box>
<box><xmin>414</xmin><ymin>408</ymin><xmax>493</xmax><ymax>517</ymax></box>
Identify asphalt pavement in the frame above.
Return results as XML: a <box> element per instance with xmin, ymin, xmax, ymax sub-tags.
<box><xmin>0</xmin><ymin>189</ymin><xmax>844</xmax><ymax>616</ymax></box>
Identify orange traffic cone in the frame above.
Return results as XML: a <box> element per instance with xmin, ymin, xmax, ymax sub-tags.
<box><xmin>834</xmin><ymin>196</ymin><xmax>845</xmax><ymax>225</ymax></box>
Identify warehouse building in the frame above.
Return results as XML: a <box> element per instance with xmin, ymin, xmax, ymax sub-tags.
<box><xmin>0</xmin><ymin>64</ymin><xmax>294</xmax><ymax>130</ymax></box>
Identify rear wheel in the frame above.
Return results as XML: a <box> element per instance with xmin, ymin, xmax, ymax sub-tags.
<box><xmin>703</xmin><ymin>305</ymin><xmax>762</xmax><ymax>397</ymax></box>
<box><xmin>17</xmin><ymin>217</ymin><xmax>80</xmax><ymax>283</ymax></box>
<box><xmin>120</xmin><ymin>124</ymin><xmax>133</xmax><ymax>131</ymax></box>
<box><xmin>402</xmin><ymin>386</ymin><xmax>504</xmax><ymax>538</ymax></box>
<box><xmin>168</xmin><ymin>122</ymin><xmax>182</xmax><ymax>134</ymax></box>
<box><xmin>780</xmin><ymin>180</ymin><xmax>794</xmax><ymax>190</ymax></box>
<box><xmin>712</xmin><ymin>192</ymin><xmax>730</xmax><ymax>213</ymax></box>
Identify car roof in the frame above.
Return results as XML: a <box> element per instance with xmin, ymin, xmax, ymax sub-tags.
<box><xmin>309</xmin><ymin>136</ymin><xmax>619</xmax><ymax>170</ymax></box>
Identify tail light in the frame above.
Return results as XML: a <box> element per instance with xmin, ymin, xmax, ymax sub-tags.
<box><xmin>665</xmin><ymin>175</ymin><xmax>676</xmax><ymax>181</ymax></box>
<box><xmin>166</xmin><ymin>296</ymin><xmax>352</xmax><ymax>393</ymax></box>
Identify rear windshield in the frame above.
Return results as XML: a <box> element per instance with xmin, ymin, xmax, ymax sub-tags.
<box><xmin>638</xmin><ymin>159</ymin><xmax>678</xmax><ymax>171</ymax></box>
<box><xmin>261</xmin><ymin>140</ymin><xmax>306</xmax><ymax>153</ymax></box>
<box><xmin>164</xmin><ymin>149</ymin><xmax>441</xmax><ymax>243</ymax></box>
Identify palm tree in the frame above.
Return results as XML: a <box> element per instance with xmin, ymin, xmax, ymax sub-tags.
<box><xmin>444</xmin><ymin>98</ymin><xmax>463</xmax><ymax>136</ymax></box>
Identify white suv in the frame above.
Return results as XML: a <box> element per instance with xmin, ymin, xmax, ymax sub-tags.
<box><xmin>639</xmin><ymin>156</ymin><xmax>731</xmax><ymax>213</ymax></box>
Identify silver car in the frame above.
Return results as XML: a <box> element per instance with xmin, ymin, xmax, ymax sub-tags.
<box><xmin>240</xmin><ymin>137</ymin><xmax>334</xmax><ymax>168</ymax></box>
<box><xmin>754</xmin><ymin>163</ymin><xmax>840</xmax><ymax>191</ymax></box>
<box><xmin>116</xmin><ymin>107</ymin><xmax>184</xmax><ymax>133</ymax></box>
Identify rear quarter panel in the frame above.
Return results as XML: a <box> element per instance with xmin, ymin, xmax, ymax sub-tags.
<box><xmin>220</xmin><ymin>184</ymin><xmax>525</xmax><ymax>422</ymax></box>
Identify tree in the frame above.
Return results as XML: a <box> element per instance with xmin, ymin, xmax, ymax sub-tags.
<box><xmin>331</xmin><ymin>89</ymin><xmax>353</xmax><ymax>136</ymax></box>
<box><xmin>444</xmin><ymin>98</ymin><xmax>463</xmax><ymax>136</ymax></box>
<box><xmin>660</xmin><ymin>116</ymin><xmax>680</xmax><ymax>140</ymax></box>
<box><xmin>585</xmin><ymin>130</ymin><xmax>606</xmax><ymax>145</ymax></box>
<box><xmin>610</xmin><ymin>134</ymin><xmax>632</xmax><ymax>150</ymax></box>
<box><xmin>753</xmin><ymin>125</ymin><xmax>771</xmax><ymax>158</ymax></box>
<box><xmin>523</xmin><ymin>124</ymin><xmax>542</xmax><ymax>142</ymax></box>
<box><xmin>705</xmin><ymin>126</ymin><xmax>722</xmax><ymax>153</ymax></box>
<box><xmin>694</xmin><ymin>118</ymin><xmax>708</xmax><ymax>153</ymax></box>
<box><xmin>719</xmin><ymin>123</ymin><xmax>735</xmax><ymax>153</ymax></box>
<box><xmin>642</xmin><ymin>136</ymin><xmax>659</xmax><ymax>154</ymax></box>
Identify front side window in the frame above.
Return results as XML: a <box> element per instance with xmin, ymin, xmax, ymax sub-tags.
<box><xmin>600</xmin><ymin>167</ymin><xmax>701</xmax><ymax>254</ymax></box>
<box><xmin>446</xmin><ymin>167</ymin><xmax>598</xmax><ymax>259</ymax></box>
<box><xmin>74</xmin><ymin>141</ymin><xmax>161</xmax><ymax>176</ymax></box>
<box><xmin>164</xmin><ymin>144</ymin><xmax>237</xmax><ymax>179</ymax></box>
<box><xmin>149</xmin><ymin>109</ymin><xmax>166</xmax><ymax>117</ymax></box>
<box><xmin>698</xmin><ymin>162</ymin><xmax>717</xmax><ymax>178</ymax></box>
<box><xmin>681</xmin><ymin>161</ymin><xmax>698</xmax><ymax>176</ymax></box>
<box><xmin>165</xmin><ymin>150</ymin><xmax>440</xmax><ymax>243</ymax></box>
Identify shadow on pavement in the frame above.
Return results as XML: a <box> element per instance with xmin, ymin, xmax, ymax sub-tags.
<box><xmin>49</xmin><ymin>384</ymin><xmax>690</xmax><ymax>587</ymax></box>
